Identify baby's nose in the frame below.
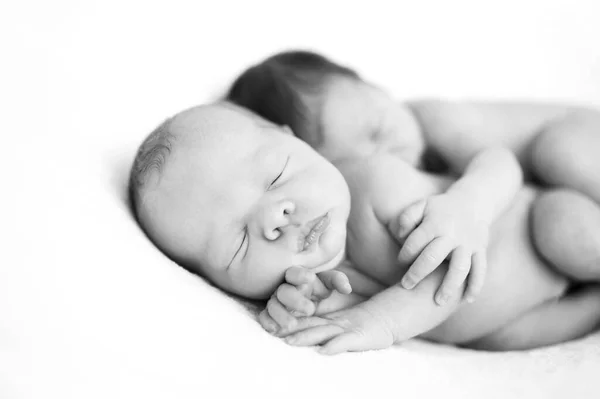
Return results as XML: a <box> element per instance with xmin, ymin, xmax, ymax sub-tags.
<box><xmin>262</xmin><ymin>200</ymin><xmax>296</xmax><ymax>240</ymax></box>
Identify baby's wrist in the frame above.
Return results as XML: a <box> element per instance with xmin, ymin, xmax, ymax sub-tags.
<box><xmin>358</xmin><ymin>302</ymin><xmax>400</xmax><ymax>342</ymax></box>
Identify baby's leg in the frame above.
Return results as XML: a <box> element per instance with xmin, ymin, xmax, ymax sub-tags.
<box><xmin>531</xmin><ymin>189</ymin><xmax>600</xmax><ymax>281</ymax></box>
<box><xmin>466</xmin><ymin>285</ymin><xmax>600</xmax><ymax>351</ymax></box>
<box><xmin>529</xmin><ymin>118</ymin><xmax>600</xmax><ymax>205</ymax></box>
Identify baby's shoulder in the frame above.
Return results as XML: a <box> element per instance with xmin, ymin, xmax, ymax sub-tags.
<box><xmin>334</xmin><ymin>153</ymin><xmax>420</xmax><ymax>196</ymax></box>
<box><xmin>335</xmin><ymin>152</ymin><xmax>416</xmax><ymax>180</ymax></box>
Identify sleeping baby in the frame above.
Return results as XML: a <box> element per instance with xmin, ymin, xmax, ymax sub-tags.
<box><xmin>226</xmin><ymin>50</ymin><xmax>600</xmax><ymax>352</ymax></box>
<box><xmin>129</xmin><ymin>102</ymin><xmax>600</xmax><ymax>354</ymax></box>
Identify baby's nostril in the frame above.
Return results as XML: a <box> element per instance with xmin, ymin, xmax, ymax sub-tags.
<box><xmin>283</xmin><ymin>201</ymin><xmax>295</xmax><ymax>216</ymax></box>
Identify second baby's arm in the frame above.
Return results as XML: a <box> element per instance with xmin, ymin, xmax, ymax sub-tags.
<box><xmin>394</xmin><ymin>147</ymin><xmax>523</xmax><ymax>303</ymax></box>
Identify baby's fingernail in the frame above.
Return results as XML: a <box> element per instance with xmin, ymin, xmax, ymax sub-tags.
<box><xmin>265</xmin><ymin>323</ymin><xmax>278</xmax><ymax>333</ymax></box>
<box><xmin>285</xmin><ymin>336</ymin><xmax>297</xmax><ymax>345</ymax></box>
<box><xmin>466</xmin><ymin>296</ymin><xmax>475</xmax><ymax>303</ymax></box>
<box><xmin>318</xmin><ymin>347</ymin><xmax>334</xmax><ymax>355</ymax></box>
<box><xmin>436</xmin><ymin>294</ymin><xmax>448</xmax><ymax>306</ymax></box>
<box><xmin>401</xmin><ymin>276</ymin><xmax>415</xmax><ymax>289</ymax></box>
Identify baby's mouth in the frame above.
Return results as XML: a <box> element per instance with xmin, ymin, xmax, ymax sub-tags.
<box><xmin>299</xmin><ymin>213</ymin><xmax>330</xmax><ymax>252</ymax></box>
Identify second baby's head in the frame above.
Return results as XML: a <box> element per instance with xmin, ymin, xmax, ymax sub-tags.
<box><xmin>227</xmin><ymin>50</ymin><xmax>424</xmax><ymax>163</ymax></box>
<box><xmin>130</xmin><ymin>103</ymin><xmax>351</xmax><ymax>299</ymax></box>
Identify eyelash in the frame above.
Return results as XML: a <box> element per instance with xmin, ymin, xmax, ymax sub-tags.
<box><xmin>234</xmin><ymin>228</ymin><xmax>248</xmax><ymax>261</ymax></box>
<box><xmin>269</xmin><ymin>156</ymin><xmax>289</xmax><ymax>189</ymax></box>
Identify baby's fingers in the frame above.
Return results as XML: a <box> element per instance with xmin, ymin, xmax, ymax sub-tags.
<box><xmin>397</xmin><ymin>225</ymin><xmax>435</xmax><ymax>268</ymax></box>
<box><xmin>285</xmin><ymin>267</ymin><xmax>316</xmax><ymax>287</ymax></box>
<box><xmin>464</xmin><ymin>250</ymin><xmax>487</xmax><ymax>303</ymax></box>
<box><xmin>258</xmin><ymin>309</ymin><xmax>279</xmax><ymax>334</ymax></box>
<box><xmin>319</xmin><ymin>328</ymin><xmax>394</xmax><ymax>355</ymax></box>
<box><xmin>393</xmin><ymin>200</ymin><xmax>426</xmax><ymax>241</ymax></box>
<box><xmin>276</xmin><ymin>283</ymin><xmax>316</xmax><ymax>316</ymax></box>
<box><xmin>285</xmin><ymin>325</ymin><xmax>345</xmax><ymax>347</ymax></box>
<box><xmin>318</xmin><ymin>331</ymin><xmax>366</xmax><ymax>355</ymax></box>
<box><xmin>318</xmin><ymin>270</ymin><xmax>352</xmax><ymax>295</ymax></box>
<box><xmin>266</xmin><ymin>296</ymin><xmax>299</xmax><ymax>331</ymax></box>
<box><xmin>276</xmin><ymin>315</ymin><xmax>331</xmax><ymax>337</ymax></box>
<box><xmin>401</xmin><ymin>237</ymin><xmax>453</xmax><ymax>289</ymax></box>
<box><xmin>435</xmin><ymin>247</ymin><xmax>471</xmax><ymax>306</ymax></box>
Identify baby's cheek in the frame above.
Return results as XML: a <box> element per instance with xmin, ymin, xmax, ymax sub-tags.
<box><xmin>237</xmin><ymin>266</ymin><xmax>284</xmax><ymax>300</ymax></box>
<box><xmin>247</xmin><ymin>252</ymin><xmax>292</xmax><ymax>291</ymax></box>
<box><xmin>321</xmin><ymin>224</ymin><xmax>346</xmax><ymax>260</ymax></box>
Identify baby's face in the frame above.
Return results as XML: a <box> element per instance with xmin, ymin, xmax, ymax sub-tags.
<box><xmin>315</xmin><ymin>77</ymin><xmax>424</xmax><ymax>164</ymax></box>
<box><xmin>141</xmin><ymin>104</ymin><xmax>350</xmax><ymax>299</ymax></box>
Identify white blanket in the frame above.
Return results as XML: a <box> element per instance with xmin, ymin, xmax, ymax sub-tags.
<box><xmin>3</xmin><ymin>1</ymin><xmax>599</xmax><ymax>398</ymax></box>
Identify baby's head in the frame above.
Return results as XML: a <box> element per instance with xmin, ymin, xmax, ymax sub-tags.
<box><xmin>130</xmin><ymin>103</ymin><xmax>350</xmax><ymax>299</ymax></box>
<box><xmin>227</xmin><ymin>50</ymin><xmax>422</xmax><ymax>162</ymax></box>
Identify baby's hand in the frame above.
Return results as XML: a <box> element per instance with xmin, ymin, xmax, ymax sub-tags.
<box><xmin>391</xmin><ymin>193</ymin><xmax>489</xmax><ymax>305</ymax></box>
<box><xmin>258</xmin><ymin>267</ymin><xmax>352</xmax><ymax>334</ymax></box>
<box><xmin>276</xmin><ymin>303</ymin><xmax>396</xmax><ymax>355</ymax></box>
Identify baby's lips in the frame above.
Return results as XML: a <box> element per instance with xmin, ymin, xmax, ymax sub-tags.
<box><xmin>297</xmin><ymin>212</ymin><xmax>331</xmax><ymax>252</ymax></box>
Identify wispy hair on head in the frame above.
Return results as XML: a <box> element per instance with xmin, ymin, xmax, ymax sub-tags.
<box><xmin>129</xmin><ymin>117</ymin><xmax>176</xmax><ymax>213</ymax></box>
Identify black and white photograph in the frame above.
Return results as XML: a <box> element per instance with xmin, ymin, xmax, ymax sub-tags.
<box><xmin>2</xmin><ymin>0</ymin><xmax>600</xmax><ymax>398</ymax></box>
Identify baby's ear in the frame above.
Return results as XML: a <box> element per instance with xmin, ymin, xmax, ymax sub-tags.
<box><xmin>281</xmin><ymin>125</ymin><xmax>294</xmax><ymax>135</ymax></box>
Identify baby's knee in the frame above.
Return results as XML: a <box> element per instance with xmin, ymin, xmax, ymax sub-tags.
<box><xmin>532</xmin><ymin>189</ymin><xmax>600</xmax><ymax>278</ymax></box>
<box><xmin>529</xmin><ymin>129</ymin><xmax>570</xmax><ymax>184</ymax></box>
<box><xmin>529</xmin><ymin>122</ymin><xmax>599</xmax><ymax>186</ymax></box>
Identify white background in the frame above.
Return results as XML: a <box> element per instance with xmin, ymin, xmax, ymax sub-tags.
<box><xmin>2</xmin><ymin>1</ymin><xmax>600</xmax><ymax>398</ymax></box>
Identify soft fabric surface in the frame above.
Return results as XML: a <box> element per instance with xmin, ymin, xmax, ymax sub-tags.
<box><xmin>3</xmin><ymin>1</ymin><xmax>600</xmax><ymax>398</ymax></box>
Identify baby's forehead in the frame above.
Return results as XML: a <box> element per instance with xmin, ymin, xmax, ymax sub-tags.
<box><xmin>173</xmin><ymin>104</ymin><xmax>280</xmax><ymax>152</ymax></box>
<box><xmin>174</xmin><ymin>104</ymin><xmax>250</xmax><ymax>135</ymax></box>
<box><xmin>165</xmin><ymin>108</ymin><xmax>274</xmax><ymax>178</ymax></box>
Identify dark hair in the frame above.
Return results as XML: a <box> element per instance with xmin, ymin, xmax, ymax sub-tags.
<box><xmin>226</xmin><ymin>50</ymin><xmax>359</xmax><ymax>145</ymax></box>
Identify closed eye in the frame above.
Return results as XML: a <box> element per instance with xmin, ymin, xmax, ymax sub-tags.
<box><xmin>268</xmin><ymin>156</ymin><xmax>289</xmax><ymax>189</ymax></box>
<box><xmin>228</xmin><ymin>228</ymin><xmax>247</xmax><ymax>268</ymax></box>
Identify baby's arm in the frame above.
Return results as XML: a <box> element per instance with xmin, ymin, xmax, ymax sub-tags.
<box><xmin>279</xmin><ymin>266</ymin><xmax>462</xmax><ymax>354</ymax></box>
<box><xmin>409</xmin><ymin>100</ymin><xmax>600</xmax><ymax>204</ymax></box>
<box><xmin>271</xmin><ymin>156</ymin><xmax>471</xmax><ymax>353</ymax></box>
<box><xmin>395</xmin><ymin>147</ymin><xmax>523</xmax><ymax>303</ymax></box>
<box><xmin>280</xmin><ymin>153</ymin><xmax>520</xmax><ymax>353</ymax></box>
<box><xmin>357</xmin><ymin>149</ymin><xmax>521</xmax><ymax>304</ymax></box>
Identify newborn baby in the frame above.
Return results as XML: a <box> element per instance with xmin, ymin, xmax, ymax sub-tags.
<box><xmin>226</xmin><ymin>50</ymin><xmax>600</xmax><ymax>348</ymax></box>
<box><xmin>227</xmin><ymin>50</ymin><xmax>600</xmax><ymax>207</ymax></box>
<box><xmin>130</xmin><ymin>103</ymin><xmax>600</xmax><ymax>353</ymax></box>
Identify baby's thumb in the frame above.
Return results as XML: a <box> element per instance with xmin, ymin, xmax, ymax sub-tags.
<box><xmin>390</xmin><ymin>199</ymin><xmax>426</xmax><ymax>242</ymax></box>
<box><xmin>318</xmin><ymin>270</ymin><xmax>352</xmax><ymax>295</ymax></box>
<box><xmin>318</xmin><ymin>332</ymin><xmax>361</xmax><ymax>355</ymax></box>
